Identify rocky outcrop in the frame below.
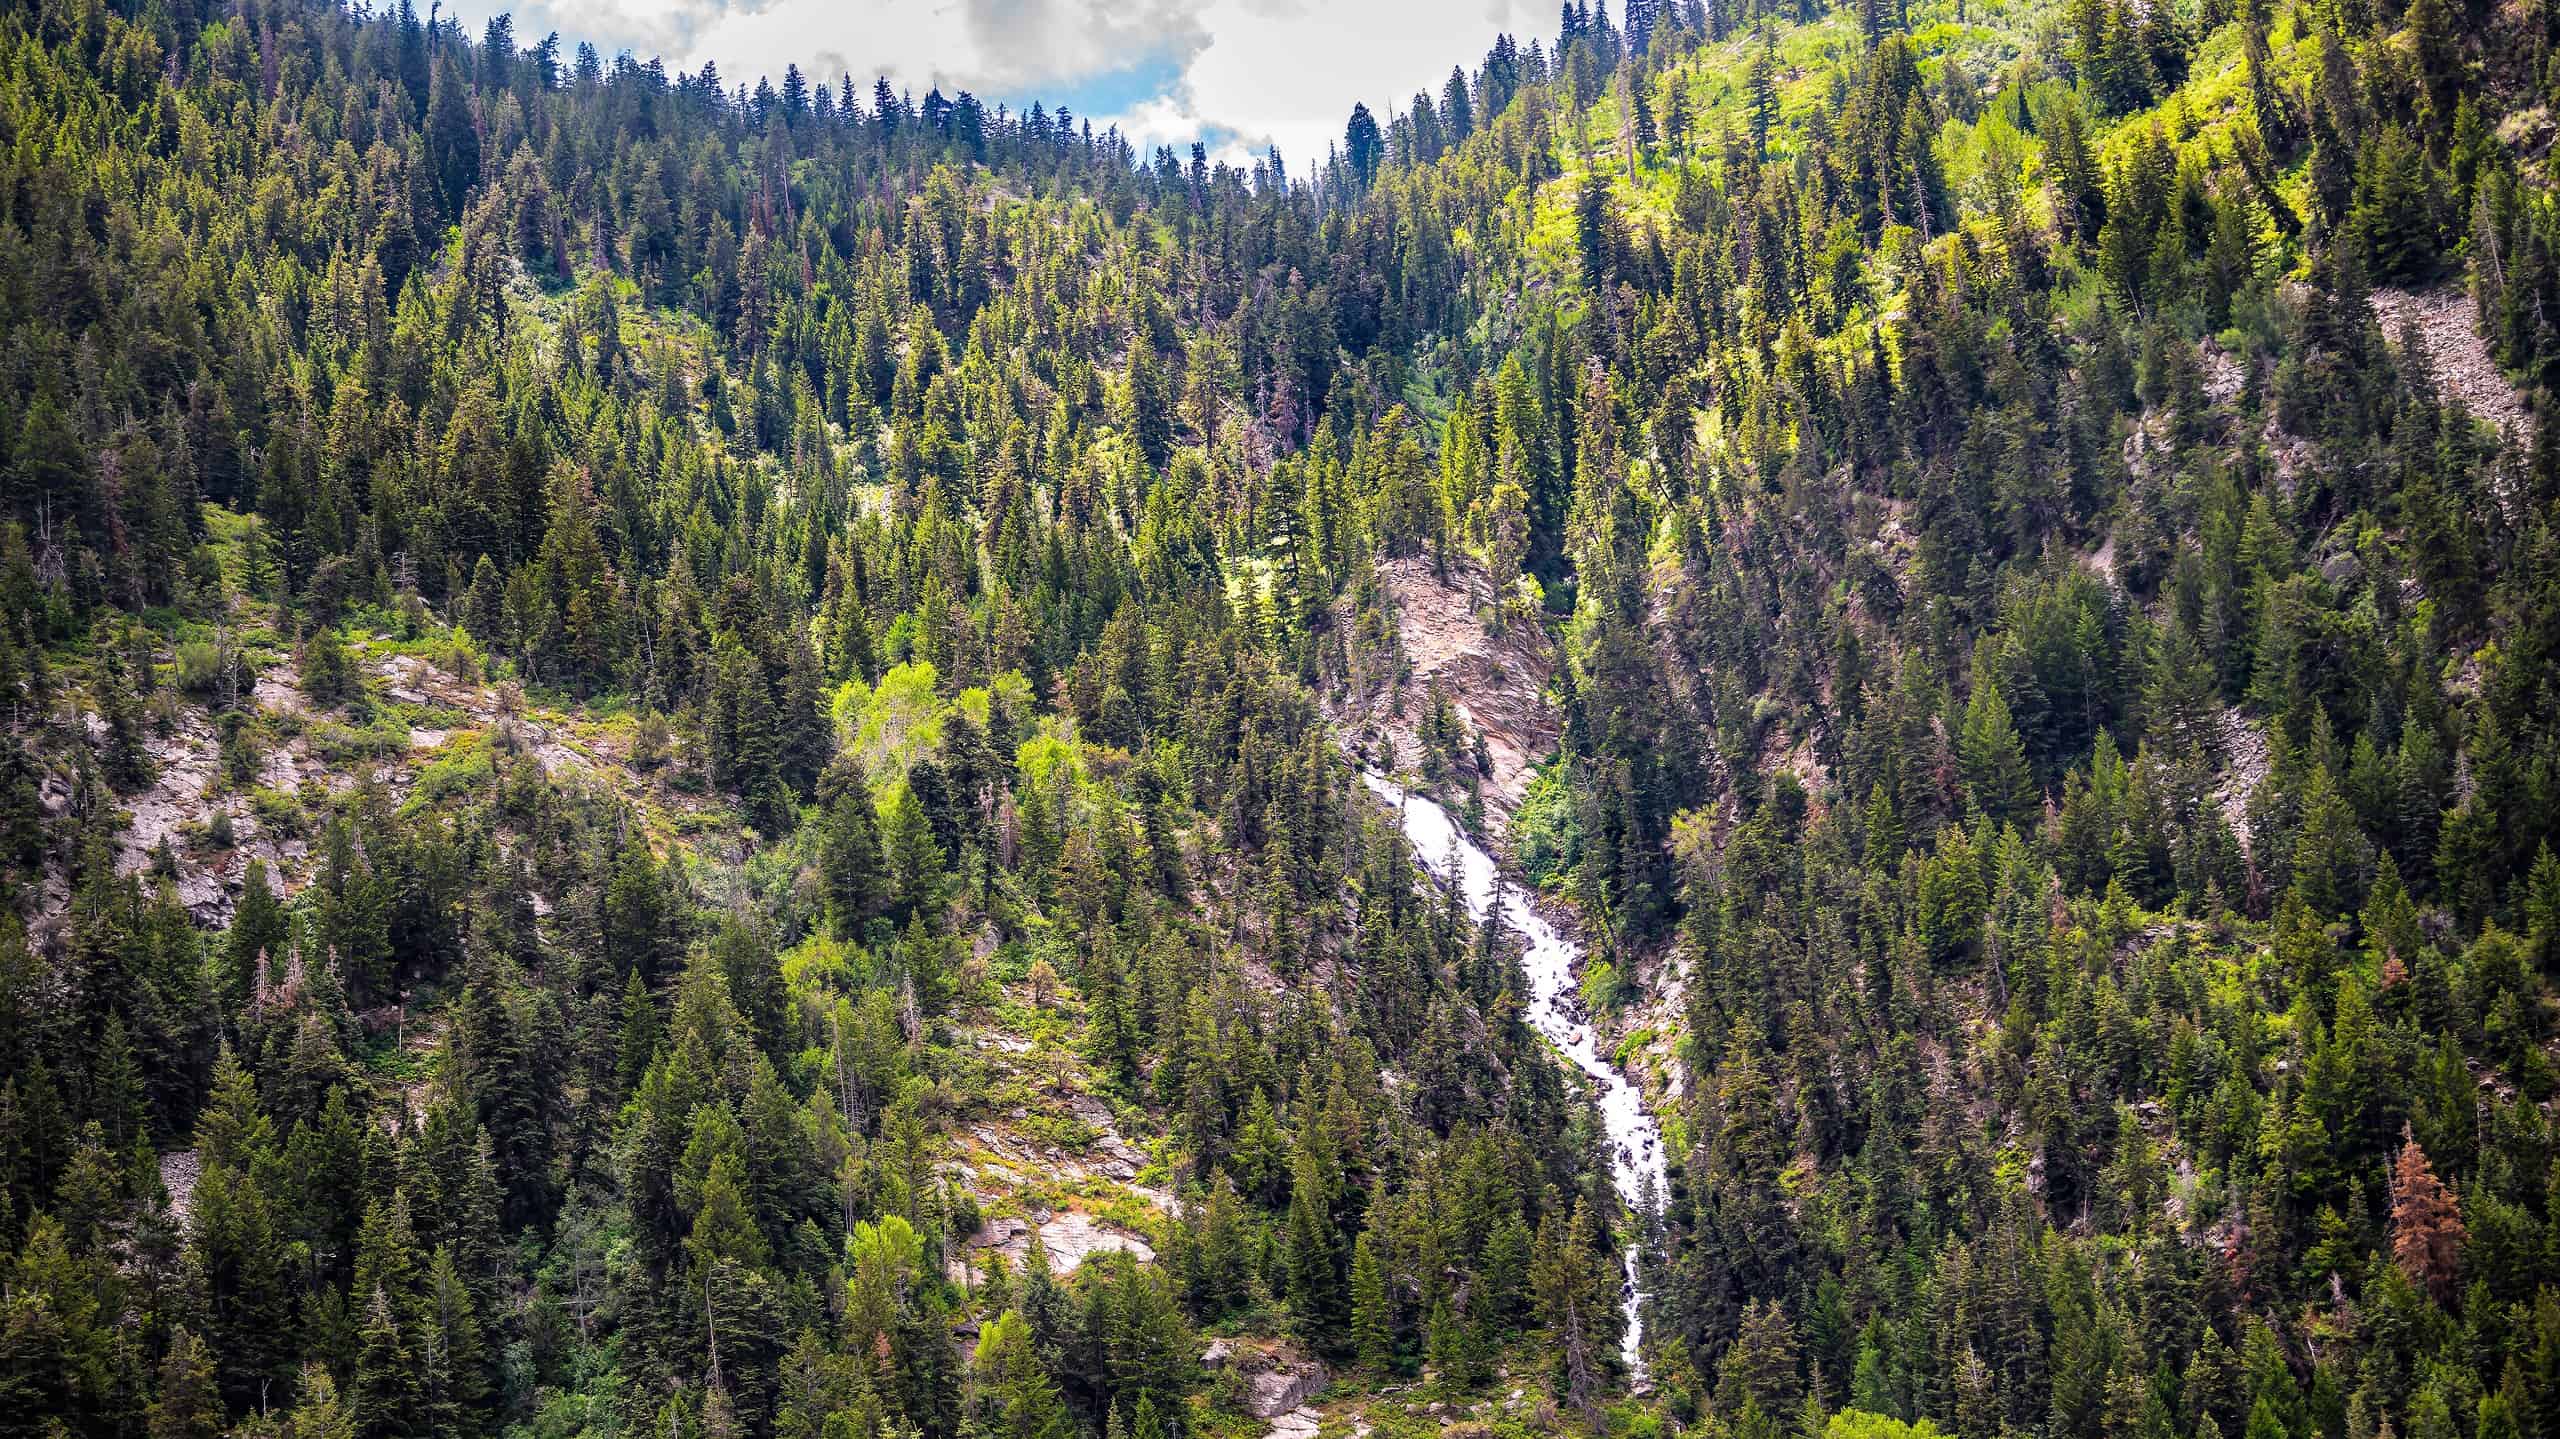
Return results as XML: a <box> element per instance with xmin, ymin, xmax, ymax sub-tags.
<box><xmin>1201</xmin><ymin>1338</ymin><xmax>1328</xmax><ymax>1420</ymax></box>
<box><xmin>160</xmin><ymin>1150</ymin><xmax>201</xmax><ymax>1229</ymax></box>
<box><xmin>1330</xmin><ymin>557</ymin><xmax>1558</xmax><ymax>824</ymax></box>
<box><xmin>964</xmin><ymin>1098</ymin><xmax>1157</xmax><ymax>1191</ymax></box>
<box><xmin>250</xmin><ymin>672</ymin><xmax>308</xmax><ymax>717</ymax></box>
<box><xmin>114</xmin><ymin>713</ymin><xmax>223</xmax><ymax>919</ymax></box>
<box><xmin>2213</xmin><ymin>705</ymin><xmax>2272</xmax><ymax>851</ymax></box>
<box><xmin>106</xmin><ymin>706</ymin><xmax>308</xmax><ymax>928</ymax></box>
<box><xmin>1250</xmin><ymin>1367</ymin><xmax>1328</xmax><ymax>1419</ymax></box>
<box><xmin>958</xmin><ymin>1209</ymin><xmax>1153</xmax><ymax>1278</ymax></box>
<box><xmin>2372</xmin><ymin>286</ymin><xmax>2531</xmax><ymax>439</ymax></box>
<box><xmin>1064</xmin><ymin>1092</ymin><xmax>1150</xmax><ymax>1180</ymax></box>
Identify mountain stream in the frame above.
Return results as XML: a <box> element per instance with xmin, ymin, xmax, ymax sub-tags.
<box><xmin>1360</xmin><ymin>774</ymin><xmax>1667</xmax><ymax>1380</ymax></box>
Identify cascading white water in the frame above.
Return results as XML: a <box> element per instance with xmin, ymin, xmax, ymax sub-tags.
<box><xmin>1361</xmin><ymin>773</ymin><xmax>1667</xmax><ymax>1382</ymax></box>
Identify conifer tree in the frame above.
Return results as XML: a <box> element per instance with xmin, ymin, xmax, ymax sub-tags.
<box><xmin>2392</xmin><ymin>1131</ymin><xmax>2467</xmax><ymax>1304</ymax></box>
<box><xmin>147</xmin><ymin>1329</ymin><xmax>221</xmax><ymax>1439</ymax></box>
<box><xmin>1285</xmin><ymin>1135</ymin><xmax>1346</xmax><ymax>1348</ymax></box>
<box><xmin>971</xmin><ymin>1309</ymin><xmax>1070</xmax><ymax>1439</ymax></box>
<box><xmin>1960</xmin><ymin>679</ymin><xmax>2036</xmax><ymax>824</ymax></box>
<box><xmin>1350</xmin><ymin>1227</ymin><xmax>1396</xmax><ymax>1374</ymax></box>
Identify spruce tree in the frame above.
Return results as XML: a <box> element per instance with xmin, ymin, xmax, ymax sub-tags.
<box><xmin>1350</xmin><ymin>1228</ymin><xmax>1396</xmax><ymax>1375</ymax></box>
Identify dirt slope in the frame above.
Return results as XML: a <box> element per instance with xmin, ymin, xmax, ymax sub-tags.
<box><xmin>1329</xmin><ymin>557</ymin><xmax>1560</xmax><ymax>825</ymax></box>
<box><xmin>2371</xmin><ymin>286</ymin><xmax>2533</xmax><ymax>436</ymax></box>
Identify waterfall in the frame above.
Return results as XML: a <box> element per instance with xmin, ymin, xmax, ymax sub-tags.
<box><xmin>1361</xmin><ymin>774</ymin><xmax>1667</xmax><ymax>1382</ymax></box>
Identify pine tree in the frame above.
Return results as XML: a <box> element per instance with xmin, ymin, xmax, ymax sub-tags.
<box><xmin>2392</xmin><ymin>1131</ymin><xmax>2466</xmax><ymax>1304</ymax></box>
<box><xmin>420</xmin><ymin>1246</ymin><xmax>489</xmax><ymax>1439</ymax></box>
<box><xmin>688</xmin><ymin>1154</ymin><xmax>771</xmax><ymax>1273</ymax></box>
<box><xmin>971</xmin><ymin>1309</ymin><xmax>1069</xmax><ymax>1439</ymax></box>
<box><xmin>189</xmin><ymin>1160</ymin><xmax>294</xmax><ymax>1412</ymax></box>
<box><xmin>285</xmin><ymin>1367</ymin><xmax>360</xmax><ymax>1439</ymax></box>
<box><xmin>820</xmin><ymin>781</ymin><xmax>885</xmax><ymax>937</ymax></box>
<box><xmin>300</xmin><ymin>623</ymin><xmax>358</xmax><ymax>709</ymax></box>
<box><xmin>1960</xmin><ymin>680</ymin><xmax>2036</xmax><ymax>824</ymax></box>
<box><xmin>602</xmin><ymin>834</ymin><xmax>679</xmax><ymax>985</ymax></box>
<box><xmin>147</xmin><ymin>1328</ymin><xmax>221</xmax><ymax>1439</ymax></box>
<box><xmin>1285</xmin><ymin>1134</ymin><xmax>1346</xmax><ymax>1348</ymax></box>
<box><xmin>1350</xmin><ymin>1227</ymin><xmax>1397</xmax><ymax>1374</ymax></box>
<box><xmin>1345</xmin><ymin>103</ymin><xmax>1384</xmax><ymax>188</ymax></box>
<box><xmin>351</xmin><ymin>1281</ymin><xmax>420</xmax><ymax>1439</ymax></box>
<box><xmin>617</xmin><ymin>967</ymin><xmax>663</xmax><ymax>1099</ymax></box>
<box><xmin>1746</xmin><ymin>26</ymin><xmax>1780</xmax><ymax>160</ymax></box>
<box><xmin>93</xmin><ymin>642</ymin><xmax>155</xmax><ymax>791</ymax></box>
<box><xmin>2526</xmin><ymin>843</ymin><xmax>2560</xmax><ymax>973</ymax></box>
<box><xmin>882</xmin><ymin>784</ymin><xmax>946</xmax><ymax>924</ymax></box>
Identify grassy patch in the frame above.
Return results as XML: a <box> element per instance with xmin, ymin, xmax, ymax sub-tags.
<box><xmin>409</xmin><ymin>735</ymin><xmax>497</xmax><ymax>809</ymax></box>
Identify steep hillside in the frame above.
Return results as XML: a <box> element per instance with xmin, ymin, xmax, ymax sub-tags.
<box><xmin>9</xmin><ymin>0</ymin><xmax>2560</xmax><ymax>1438</ymax></box>
<box><xmin>1327</xmin><ymin>556</ymin><xmax>1561</xmax><ymax>825</ymax></box>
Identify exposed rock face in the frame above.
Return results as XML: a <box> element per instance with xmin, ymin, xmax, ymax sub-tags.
<box><xmin>375</xmin><ymin>653</ymin><xmax>589</xmax><ymax>778</ymax></box>
<box><xmin>1248</xmin><ymin>1366</ymin><xmax>1327</xmax><ymax>1419</ymax></box>
<box><xmin>1064</xmin><ymin>1092</ymin><xmax>1149</xmax><ymax>1179</ymax></box>
<box><xmin>2371</xmin><ymin>286</ymin><xmax>2532</xmax><ymax>439</ymax></box>
<box><xmin>105</xmin><ymin>708</ymin><xmax>308</xmax><ymax>928</ymax></box>
<box><xmin>2213</xmin><ymin>705</ymin><xmax>2273</xmax><ymax>850</ymax></box>
<box><xmin>116</xmin><ymin>713</ymin><xmax>223</xmax><ymax>919</ymax></box>
<box><xmin>85</xmin><ymin>645</ymin><xmax>724</xmax><ymax>944</ymax></box>
<box><xmin>959</xmin><ymin>1209</ymin><xmax>1153</xmax><ymax>1277</ymax></box>
<box><xmin>964</xmin><ymin>1099</ymin><xmax>1158</xmax><ymax>1193</ymax></box>
<box><xmin>160</xmin><ymin>1150</ymin><xmax>201</xmax><ymax>1229</ymax></box>
<box><xmin>1199</xmin><ymin>1338</ymin><xmax>1328</xmax><ymax>1421</ymax></box>
<box><xmin>247</xmin><ymin>673</ymin><xmax>298</xmax><ymax>716</ymax></box>
<box><xmin>1330</xmin><ymin>557</ymin><xmax>1559</xmax><ymax>825</ymax></box>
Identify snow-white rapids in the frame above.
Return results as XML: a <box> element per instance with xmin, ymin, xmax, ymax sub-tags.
<box><xmin>1360</xmin><ymin>773</ymin><xmax>1667</xmax><ymax>1382</ymax></box>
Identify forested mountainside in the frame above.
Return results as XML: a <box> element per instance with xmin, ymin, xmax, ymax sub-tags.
<box><xmin>7</xmin><ymin>0</ymin><xmax>2560</xmax><ymax>1433</ymax></box>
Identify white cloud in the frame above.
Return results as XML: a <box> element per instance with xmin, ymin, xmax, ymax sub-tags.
<box><xmin>957</xmin><ymin>0</ymin><xmax>1215</xmax><ymax>93</ymax></box>
<box><xmin>460</xmin><ymin>0</ymin><xmax>1555</xmax><ymax>175</ymax></box>
<box><xmin>1097</xmin><ymin>0</ymin><xmax>1553</xmax><ymax>168</ymax></box>
<box><xmin>674</xmin><ymin>0</ymin><xmax>1215</xmax><ymax>97</ymax></box>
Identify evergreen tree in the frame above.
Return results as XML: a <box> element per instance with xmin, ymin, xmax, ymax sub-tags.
<box><xmin>972</xmin><ymin>1309</ymin><xmax>1070</xmax><ymax>1439</ymax></box>
<box><xmin>2392</xmin><ymin>1132</ymin><xmax>2467</xmax><ymax>1304</ymax></box>
<box><xmin>1350</xmin><ymin>1227</ymin><xmax>1396</xmax><ymax>1374</ymax></box>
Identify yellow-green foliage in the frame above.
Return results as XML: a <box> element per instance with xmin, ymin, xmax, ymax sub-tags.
<box><xmin>834</xmin><ymin>660</ymin><xmax>949</xmax><ymax>777</ymax></box>
<box><xmin>1827</xmin><ymin>1411</ymin><xmax>1951</xmax><ymax>1439</ymax></box>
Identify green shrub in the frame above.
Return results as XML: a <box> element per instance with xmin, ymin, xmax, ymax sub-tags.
<box><xmin>1512</xmin><ymin>763</ymin><xmax>1583</xmax><ymax>888</ymax></box>
<box><xmin>173</xmin><ymin>639</ymin><xmax>223</xmax><ymax>695</ymax></box>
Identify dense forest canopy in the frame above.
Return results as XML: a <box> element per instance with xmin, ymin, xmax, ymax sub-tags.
<box><xmin>5</xmin><ymin>0</ymin><xmax>2560</xmax><ymax>1436</ymax></box>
